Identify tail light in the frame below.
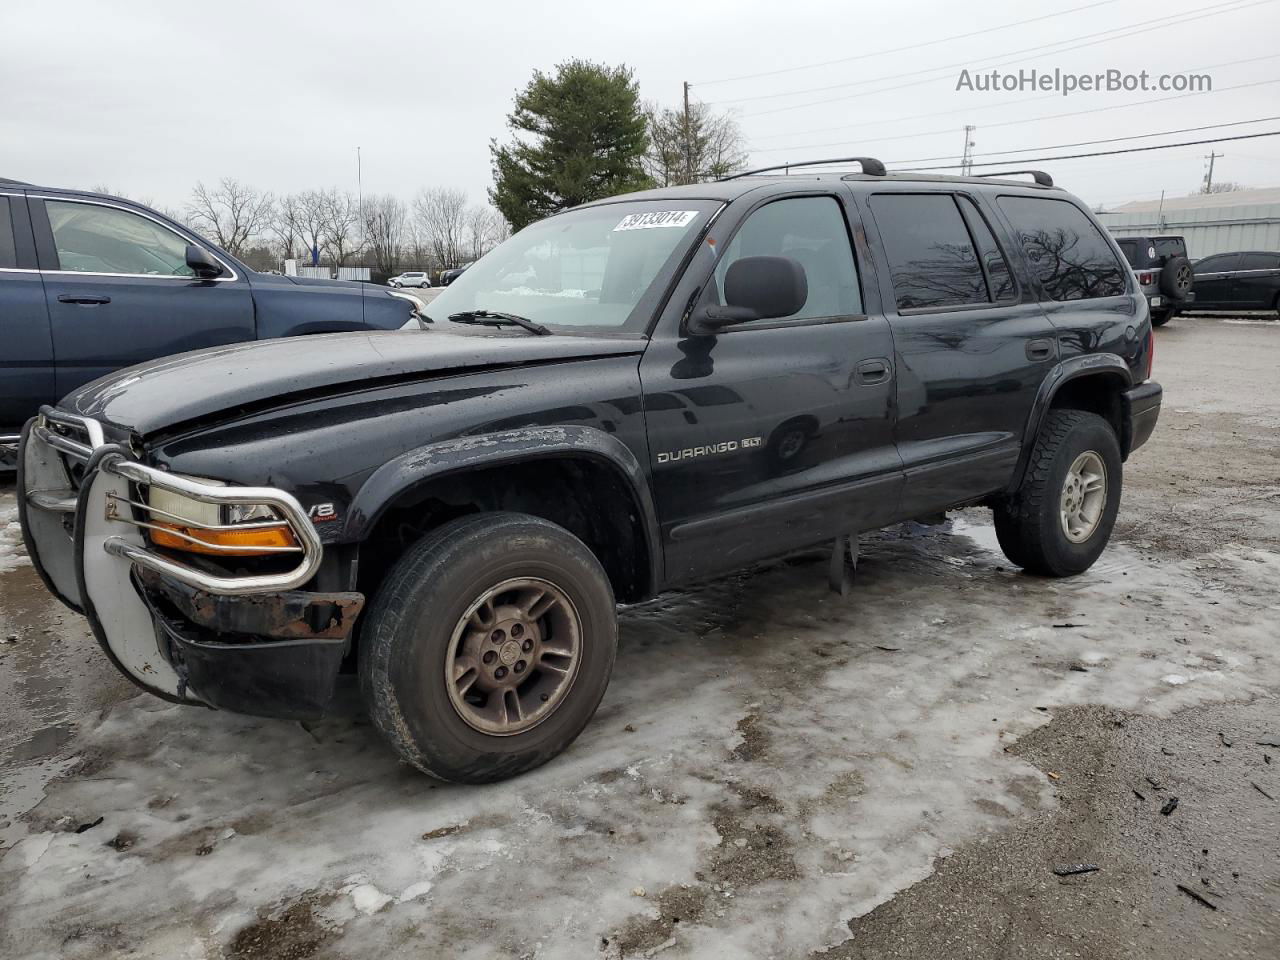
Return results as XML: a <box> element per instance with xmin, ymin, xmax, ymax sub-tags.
<box><xmin>1145</xmin><ymin>327</ymin><xmax>1155</xmax><ymax>381</ymax></box>
<box><xmin>1138</xmin><ymin>271</ymin><xmax>1156</xmax><ymax>285</ymax></box>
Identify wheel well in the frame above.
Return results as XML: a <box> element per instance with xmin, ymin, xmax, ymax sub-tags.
<box><xmin>1049</xmin><ymin>373</ymin><xmax>1125</xmax><ymax>446</ymax></box>
<box><xmin>356</xmin><ymin>456</ymin><xmax>653</xmax><ymax>605</ymax></box>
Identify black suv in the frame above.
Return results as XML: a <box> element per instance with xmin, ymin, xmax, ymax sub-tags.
<box><xmin>19</xmin><ymin>160</ymin><xmax>1161</xmax><ymax>783</ymax></box>
<box><xmin>1113</xmin><ymin>235</ymin><xmax>1194</xmax><ymax>326</ymax></box>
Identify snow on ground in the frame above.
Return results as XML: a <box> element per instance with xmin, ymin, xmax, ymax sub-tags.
<box><xmin>2</xmin><ymin>515</ymin><xmax>1277</xmax><ymax>960</ymax></box>
<box><xmin>0</xmin><ymin>501</ymin><xmax>27</xmax><ymax>574</ymax></box>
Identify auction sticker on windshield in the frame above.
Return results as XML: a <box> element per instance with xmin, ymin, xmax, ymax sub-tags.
<box><xmin>614</xmin><ymin>210</ymin><xmax>699</xmax><ymax>231</ymax></box>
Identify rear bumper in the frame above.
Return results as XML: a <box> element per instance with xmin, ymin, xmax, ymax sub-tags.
<box><xmin>18</xmin><ymin>410</ymin><xmax>363</xmax><ymax>720</ymax></box>
<box><xmin>1123</xmin><ymin>381</ymin><xmax>1162</xmax><ymax>456</ymax></box>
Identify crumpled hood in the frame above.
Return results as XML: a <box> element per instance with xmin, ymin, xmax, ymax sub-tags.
<box><xmin>63</xmin><ymin>329</ymin><xmax>644</xmax><ymax>436</ymax></box>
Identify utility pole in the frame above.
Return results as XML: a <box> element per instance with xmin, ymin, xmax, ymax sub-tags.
<box><xmin>960</xmin><ymin>125</ymin><xmax>976</xmax><ymax>176</ymax></box>
<box><xmin>1203</xmin><ymin>150</ymin><xmax>1223</xmax><ymax>193</ymax></box>
<box><xmin>682</xmin><ymin>81</ymin><xmax>693</xmax><ymax>185</ymax></box>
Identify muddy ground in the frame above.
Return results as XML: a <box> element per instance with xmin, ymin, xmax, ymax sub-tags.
<box><xmin>1</xmin><ymin>315</ymin><xmax>1278</xmax><ymax>959</ymax></box>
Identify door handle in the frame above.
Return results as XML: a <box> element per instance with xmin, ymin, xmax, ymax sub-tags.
<box><xmin>57</xmin><ymin>294</ymin><xmax>111</xmax><ymax>305</ymax></box>
<box><xmin>1026</xmin><ymin>338</ymin><xmax>1056</xmax><ymax>361</ymax></box>
<box><xmin>856</xmin><ymin>358</ymin><xmax>890</xmax><ymax>384</ymax></box>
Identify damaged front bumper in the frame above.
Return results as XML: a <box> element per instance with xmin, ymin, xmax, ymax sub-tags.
<box><xmin>18</xmin><ymin>408</ymin><xmax>365</xmax><ymax>720</ymax></box>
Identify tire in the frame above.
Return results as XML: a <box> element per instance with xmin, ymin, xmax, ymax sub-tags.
<box><xmin>360</xmin><ymin>512</ymin><xmax>617</xmax><ymax>783</ymax></box>
<box><xmin>993</xmin><ymin>410</ymin><xmax>1122</xmax><ymax>577</ymax></box>
<box><xmin>1151</xmin><ymin>309</ymin><xmax>1172</xmax><ymax>327</ymax></box>
<box><xmin>1158</xmin><ymin>255</ymin><xmax>1193</xmax><ymax>302</ymax></box>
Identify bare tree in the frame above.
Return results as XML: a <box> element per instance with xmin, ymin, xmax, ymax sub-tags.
<box><xmin>292</xmin><ymin>190</ymin><xmax>328</xmax><ymax>265</ymax></box>
<box><xmin>1199</xmin><ymin>180</ymin><xmax>1248</xmax><ymax>195</ymax></box>
<box><xmin>271</xmin><ymin>193</ymin><xmax>307</xmax><ymax>262</ymax></box>
<box><xmin>318</xmin><ymin>189</ymin><xmax>360</xmax><ymax>266</ymax></box>
<box><xmin>643</xmin><ymin>101</ymin><xmax>747</xmax><ymax>186</ymax></box>
<box><xmin>414</xmin><ymin>187</ymin><xmax>469</xmax><ymax>268</ymax></box>
<box><xmin>465</xmin><ymin>206</ymin><xmax>508</xmax><ymax>262</ymax></box>
<box><xmin>363</xmin><ymin>194</ymin><xmax>408</xmax><ymax>275</ymax></box>
<box><xmin>186</xmin><ymin>178</ymin><xmax>275</xmax><ymax>256</ymax></box>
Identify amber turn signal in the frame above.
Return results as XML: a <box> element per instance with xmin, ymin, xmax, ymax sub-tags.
<box><xmin>149</xmin><ymin>522</ymin><xmax>298</xmax><ymax>556</ymax></box>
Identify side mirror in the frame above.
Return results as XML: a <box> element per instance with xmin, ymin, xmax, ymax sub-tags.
<box><xmin>185</xmin><ymin>244</ymin><xmax>224</xmax><ymax>280</ymax></box>
<box><xmin>689</xmin><ymin>256</ymin><xmax>807</xmax><ymax>334</ymax></box>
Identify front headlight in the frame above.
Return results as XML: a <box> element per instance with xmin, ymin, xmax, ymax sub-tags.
<box><xmin>146</xmin><ymin>479</ymin><xmax>299</xmax><ymax>556</ymax></box>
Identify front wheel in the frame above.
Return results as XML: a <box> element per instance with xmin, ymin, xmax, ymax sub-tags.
<box><xmin>360</xmin><ymin>512</ymin><xmax>617</xmax><ymax>783</ymax></box>
<box><xmin>993</xmin><ymin>410</ymin><xmax>1122</xmax><ymax>576</ymax></box>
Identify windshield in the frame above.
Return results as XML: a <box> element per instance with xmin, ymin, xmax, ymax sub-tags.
<box><xmin>426</xmin><ymin>200</ymin><xmax>720</xmax><ymax>334</ymax></box>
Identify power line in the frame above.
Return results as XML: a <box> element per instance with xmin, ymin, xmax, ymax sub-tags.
<box><xmin>891</xmin><ymin>129</ymin><xmax>1280</xmax><ymax>172</ymax></box>
<box><xmin>691</xmin><ymin>0</ymin><xmax>1117</xmax><ymax>87</ymax></box>
<box><xmin>712</xmin><ymin>0</ymin><xmax>1254</xmax><ymax>107</ymax></box>
<box><xmin>747</xmin><ymin>50</ymin><xmax>1280</xmax><ymax>145</ymax></box>
<box><xmin>884</xmin><ymin>115</ymin><xmax>1280</xmax><ymax>166</ymax></box>
<box><xmin>738</xmin><ymin>0</ymin><xmax>1271</xmax><ymax>118</ymax></box>
<box><xmin>746</xmin><ymin>76</ymin><xmax>1280</xmax><ymax>156</ymax></box>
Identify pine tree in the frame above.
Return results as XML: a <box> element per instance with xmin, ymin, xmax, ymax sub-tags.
<box><xmin>489</xmin><ymin>60</ymin><xmax>651</xmax><ymax>231</ymax></box>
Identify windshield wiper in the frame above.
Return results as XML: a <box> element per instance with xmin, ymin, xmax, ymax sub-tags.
<box><xmin>447</xmin><ymin>310</ymin><xmax>552</xmax><ymax>336</ymax></box>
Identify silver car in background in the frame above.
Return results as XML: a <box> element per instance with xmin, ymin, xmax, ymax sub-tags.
<box><xmin>388</xmin><ymin>271</ymin><xmax>432</xmax><ymax>288</ymax></box>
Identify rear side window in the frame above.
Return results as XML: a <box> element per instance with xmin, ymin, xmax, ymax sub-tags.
<box><xmin>714</xmin><ymin>196</ymin><xmax>863</xmax><ymax>320</ymax></box>
<box><xmin>0</xmin><ymin>197</ymin><xmax>16</xmax><ymax>268</ymax></box>
<box><xmin>956</xmin><ymin>196</ymin><xmax>1016</xmax><ymax>302</ymax></box>
<box><xmin>870</xmin><ymin>193</ymin><xmax>986</xmax><ymax>310</ymax></box>
<box><xmin>1240</xmin><ymin>253</ymin><xmax>1280</xmax><ymax>270</ymax></box>
<box><xmin>1193</xmin><ymin>254</ymin><xmax>1239</xmax><ymax>274</ymax></box>
<box><xmin>998</xmin><ymin>196</ymin><xmax>1126</xmax><ymax>301</ymax></box>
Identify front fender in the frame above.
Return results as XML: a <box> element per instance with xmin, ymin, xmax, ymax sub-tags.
<box><xmin>1009</xmin><ymin>353</ymin><xmax>1133</xmax><ymax>493</ymax></box>
<box><xmin>342</xmin><ymin>424</ymin><xmax>662</xmax><ymax>591</ymax></box>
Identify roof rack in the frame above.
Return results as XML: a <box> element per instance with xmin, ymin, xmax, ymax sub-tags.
<box><xmin>973</xmin><ymin>170</ymin><xmax>1054</xmax><ymax>187</ymax></box>
<box><xmin>720</xmin><ymin>156</ymin><xmax>886</xmax><ymax>181</ymax></box>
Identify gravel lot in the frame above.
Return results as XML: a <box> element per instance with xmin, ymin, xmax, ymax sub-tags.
<box><xmin>1</xmin><ymin>315</ymin><xmax>1278</xmax><ymax>960</ymax></box>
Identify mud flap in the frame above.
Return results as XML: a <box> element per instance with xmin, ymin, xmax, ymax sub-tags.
<box><xmin>828</xmin><ymin>534</ymin><xmax>859</xmax><ymax>596</ymax></box>
<box><xmin>74</xmin><ymin>458</ymin><xmax>194</xmax><ymax>703</ymax></box>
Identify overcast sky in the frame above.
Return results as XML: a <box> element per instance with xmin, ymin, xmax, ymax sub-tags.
<box><xmin>4</xmin><ymin>0</ymin><xmax>1278</xmax><ymax>215</ymax></box>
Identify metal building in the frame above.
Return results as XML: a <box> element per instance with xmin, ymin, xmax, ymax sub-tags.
<box><xmin>1097</xmin><ymin>187</ymin><xmax>1280</xmax><ymax>260</ymax></box>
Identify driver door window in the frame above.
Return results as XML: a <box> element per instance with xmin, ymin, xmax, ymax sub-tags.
<box><xmin>45</xmin><ymin>200</ymin><xmax>194</xmax><ymax>277</ymax></box>
<box><xmin>713</xmin><ymin>196</ymin><xmax>863</xmax><ymax>321</ymax></box>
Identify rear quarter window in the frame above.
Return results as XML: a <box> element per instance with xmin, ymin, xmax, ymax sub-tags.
<box><xmin>998</xmin><ymin>196</ymin><xmax>1127</xmax><ymax>301</ymax></box>
<box><xmin>1240</xmin><ymin>253</ymin><xmax>1280</xmax><ymax>271</ymax></box>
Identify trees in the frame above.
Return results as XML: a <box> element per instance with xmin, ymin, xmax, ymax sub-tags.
<box><xmin>318</xmin><ymin>189</ymin><xmax>360</xmax><ymax>266</ymax></box>
<box><xmin>187</xmin><ymin>178</ymin><xmax>275</xmax><ymax>257</ymax></box>
<box><xmin>644</xmin><ymin>101</ymin><xmax>747</xmax><ymax>186</ymax></box>
<box><xmin>363</xmin><ymin>194</ymin><xmax>408</xmax><ymax>276</ymax></box>
<box><xmin>414</xmin><ymin>187</ymin><xmax>469</xmax><ymax>268</ymax></box>
<box><xmin>490</xmin><ymin>60</ymin><xmax>651</xmax><ymax>230</ymax></box>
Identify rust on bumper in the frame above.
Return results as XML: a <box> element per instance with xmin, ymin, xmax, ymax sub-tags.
<box><xmin>135</xmin><ymin>567</ymin><xmax>365</xmax><ymax>641</ymax></box>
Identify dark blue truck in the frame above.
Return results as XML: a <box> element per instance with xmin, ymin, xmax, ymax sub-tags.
<box><xmin>0</xmin><ymin>179</ymin><xmax>413</xmax><ymax>461</ymax></box>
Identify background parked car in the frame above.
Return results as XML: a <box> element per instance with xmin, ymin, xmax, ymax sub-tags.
<box><xmin>439</xmin><ymin>262</ymin><xmax>473</xmax><ymax>285</ymax></box>
<box><xmin>0</xmin><ymin>180</ymin><xmax>413</xmax><ymax>465</ymax></box>
<box><xmin>1191</xmin><ymin>251</ymin><xmax>1280</xmax><ymax>316</ymax></box>
<box><xmin>388</xmin><ymin>271</ymin><xmax>432</xmax><ymax>288</ymax></box>
<box><xmin>1114</xmin><ymin>235</ymin><xmax>1194</xmax><ymax>326</ymax></box>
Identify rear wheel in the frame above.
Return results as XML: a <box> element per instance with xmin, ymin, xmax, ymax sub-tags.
<box><xmin>360</xmin><ymin>512</ymin><xmax>617</xmax><ymax>783</ymax></box>
<box><xmin>993</xmin><ymin>410</ymin><xmax>1122</xmax><ymax>576</ymax></box>
<box><xmin>1151</xmin><ymin>309</ymin><xmax>1172</xmax><ymax>327</ymax></box>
